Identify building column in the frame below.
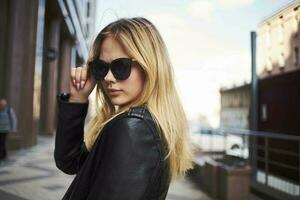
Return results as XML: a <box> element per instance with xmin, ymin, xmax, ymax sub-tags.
<box><xmin>0</xmin><ymin>0</ymin><xmax>9</xmax><ymax>97</ymax></box>
<box><xmin>52</xmin><ymin>38</ymin><xmax>74</xmax><ymax>128</ymax></box>
<box><xmin>58</xmin><ymin>38</ymin><xmax>73</xmax><ymax>93</ymax></box>
<box><xmin>40</xmin><ymin>19</ymin><xmax>61</xmax><ymax>136</ymax></box>
<box><xmin>5</xmin><ymin>0</ymin><xmax>39</xmax><ymax>148</ymax></box>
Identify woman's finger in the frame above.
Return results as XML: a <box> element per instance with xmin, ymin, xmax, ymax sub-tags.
<box><xmin>75</xmin><ymin>67</ymin><xmax>82</xmax><ymax>90</ymax></box>
<box><xmin>80</xmin><ymin>66</ymin><xmax>87</xmax><ymax>89</ymax></box>
<box><xmin>71</xmin><ymin>68</ymin><xmax>76</xmax><ymax>85</ymax></box>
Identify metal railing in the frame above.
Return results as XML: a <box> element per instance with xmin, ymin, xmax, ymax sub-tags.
<box><xmin>196</xmin><ymin>127</ymin><xmax>300</xmax><ymax>200</ymax></box>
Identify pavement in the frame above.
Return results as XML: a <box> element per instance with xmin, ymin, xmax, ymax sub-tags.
<box><xmin>0</xmin><ymin>136</ymin><xmax>211</xmax><ymax>200</ymax></box>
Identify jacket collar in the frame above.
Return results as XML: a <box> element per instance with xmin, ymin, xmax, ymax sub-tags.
<box><xmin>127</xmin><ymin>104</ymin><xmax>147</xmax><ymax>119</ymax></box>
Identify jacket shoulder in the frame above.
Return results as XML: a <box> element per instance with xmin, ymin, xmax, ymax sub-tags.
<box><xmin>126</xmin><ymin>105</ymin><xmax>163</xmax><ymax>147</ymax></box>
<box><xmin>105</xmin><ymin>105</ymin><xmax>167</xmax><ymax>163</ymax></box>
<box><xmin>127</xmin><ymin>104</ymin><xmax>152</xmax><ymax>120</ymax></box>
<box><xmin>127</xmin><ymin>104</ymin><xmax>146</xmax><ymax>118</ymax></box>
<box><xmin>110</xmin><ymin>105</ymin><xmax>154</xmax><ymax>133</ymax></box>
<box><xmin>106</xmin><ymin>105</ymin><xmax>158</xmax><ymax>141</ymax></box>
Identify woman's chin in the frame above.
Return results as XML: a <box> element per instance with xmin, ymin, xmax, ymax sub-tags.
<box><xmin>110</xmin><ymin>98</ymin><xmax>129</xmax><ymax>107</ymax></box>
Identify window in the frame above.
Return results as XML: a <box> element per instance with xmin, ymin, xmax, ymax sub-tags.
<box><xmin>266</xmin><ymin>57</ymin><xmax>272</xmax><ymax>71</ymax></box>
<box><xmin>279</xmin><ymin>52</ymin><xmax>285</xmax><ymax>68</ymax></box>
<box><xmin>279</xmin><ymin>24</ymin><xmax>284</xmax><ymax>45</ymax></box>
<box><xmin>86</xmin><ymin>24</ymin><xmax>89</xmax><ymax>37</ymax></box>
<box><xmin>261</xmin><ymin>104</ymin><xmax>267</xmax><ymax>121</ymax></box>
<box><xmin>87</xmin><ymin>1</ymin><xmax>90</xmax><ymax>17</ymax></box>
<box><xmin>294</xmin><ymin>47</ymin><xmax>299</xmax><ymax>66</ymax></box>
<box><xmin>266</xmin><ymin>31</ymin><xmax>271</xmax><ymax>49</ymax></box>
<box><xmin>292</xmin><ymin>17</ymin><xmax>298</xmax><ymax>33</ymax></box>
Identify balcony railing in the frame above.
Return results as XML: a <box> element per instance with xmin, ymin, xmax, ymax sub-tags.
<box><xmin>195</xmin><ymin>127</ymin><xmax>300</xmax><ymax>200</ymax></box>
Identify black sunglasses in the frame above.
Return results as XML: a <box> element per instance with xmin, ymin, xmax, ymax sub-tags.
<box><xmin>89</xmin><ymin>58</ymin><xmax>135</xmax><ymax>81</ymax></box>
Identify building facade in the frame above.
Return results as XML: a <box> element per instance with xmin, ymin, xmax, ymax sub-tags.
<box><xmin>254</xmin><ymin>1</ymin><xmax>300</xmax><ymax>199</ymax></box>
<box><xmin>217</xmin><ymin>1</ymin><xmax>300</xmax><ymax>199</ymax></box>
<box><xmin>219</xmin><ymin>83</ymin><xmax>250</xmax><ymax>129</ymax></box>
<box><xmin>257</xmin><ymin>0</ymin><xmax>300</xmax><ymax>77</ymax></box>
<box><xmin>0</xmin><ymin>0</ymin><xmax>96</xmax><ymax>150</ymax></box>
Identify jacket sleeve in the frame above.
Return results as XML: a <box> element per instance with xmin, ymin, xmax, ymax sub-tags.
<box><xmin>87</xmin><ymin>117</ymin><xmax>161</xmax><ymax>200</ymax></box>
<box><xmin>54</xmin><ymin>97</ymin><xmax>89</xmax><ymax>175</ymax></box>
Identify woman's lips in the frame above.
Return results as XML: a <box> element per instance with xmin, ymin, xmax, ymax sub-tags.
<box><xmin>107</xmin><ymin>89</ymin><xmax>122</xmax><ymax>96</ymax></box>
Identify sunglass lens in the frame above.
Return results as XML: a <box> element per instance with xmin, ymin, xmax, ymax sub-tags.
<box><xmin>111</xmin><ymin>58</ymin><xmax>132</xmax><ymax>80</ymax></box>
<box><xmin>91</xmin><ymin>60</ymin><xmax>109</xmax><ymax>81</ymax></box>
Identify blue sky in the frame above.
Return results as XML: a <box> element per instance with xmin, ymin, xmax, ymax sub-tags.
<box><xmin>94</xmin><ymin>0</ymin><xmax>294</xmax><ymax>127</ymax></box>
<box><xmin>95</xmin><ymin>0</ymin><xmax>292</xmax><ymax>46</ymax></box>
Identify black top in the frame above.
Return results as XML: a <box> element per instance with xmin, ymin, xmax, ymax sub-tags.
<box><xmin>54</xmin><ymin>98</ymin><xmax>171</xmax><ymax>200</ymax></box>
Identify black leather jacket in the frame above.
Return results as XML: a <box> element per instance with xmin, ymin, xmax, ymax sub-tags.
<box><xmin>54</xmin><ymin>97</ymin><xmax>171</xmax><ymax>200</ymax></box>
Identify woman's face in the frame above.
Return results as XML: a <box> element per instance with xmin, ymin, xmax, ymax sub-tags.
<box><xmin>99</xmin><ymin>37</ymin><xmax>145</xmax><ymax>107</ymax></box>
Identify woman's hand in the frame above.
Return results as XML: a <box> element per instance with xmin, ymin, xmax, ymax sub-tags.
<box><xmin>69</xmin><ymin>65</ymin><xmax>96</xmax><ymax>103</ymax></box>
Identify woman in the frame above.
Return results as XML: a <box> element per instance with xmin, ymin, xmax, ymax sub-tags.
<box><xmin>55</xmin><ymin>17</ymin><xmax>195</xmax><ymax>200</ymax></box>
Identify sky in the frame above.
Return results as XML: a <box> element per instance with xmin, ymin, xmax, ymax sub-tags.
<box><xmin>94</xmin><ymin>0</ymin><xmax>294</xmax><ymax>127</ymax></box>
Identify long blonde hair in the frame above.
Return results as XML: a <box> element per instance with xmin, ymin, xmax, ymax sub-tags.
<box><xmin>84</xmin><ymin>17</ymin><xmax>195</xmax><ymax>179</ymax></box>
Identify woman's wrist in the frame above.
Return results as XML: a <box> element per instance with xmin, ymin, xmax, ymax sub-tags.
<box><xmin>69</xmin><ymin>95</ymin><xmax>89</xmax><ymax>103</ymax></box>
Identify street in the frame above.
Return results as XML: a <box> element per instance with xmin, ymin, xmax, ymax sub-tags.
<box><xmin>0</xmin><ymin>136</ymin><xmax>211</xmax><ymax>200</ymax></box>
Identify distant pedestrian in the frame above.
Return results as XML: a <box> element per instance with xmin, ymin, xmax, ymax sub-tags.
<box><xmin>0</xmin><ymin>98</ymin><xmax>17</xmax><ymax>161</ymax></box>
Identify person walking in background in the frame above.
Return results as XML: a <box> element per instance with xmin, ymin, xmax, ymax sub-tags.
<box><xmin>0</xmin><ymin>98</ymin><xmax>17</xmax><ymax>161</ymax></box>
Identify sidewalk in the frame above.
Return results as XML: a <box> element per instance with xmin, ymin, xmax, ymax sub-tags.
<box><xmin>0</xmin><ymin>136</ymin><xmax>211</xmax><ymax>200</ymax></box>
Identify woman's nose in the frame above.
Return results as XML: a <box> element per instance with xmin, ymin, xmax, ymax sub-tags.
<box><xmin>104</xmin><ymin>69</ymin><xmax>116</xmax><ymax>82</ymax></box>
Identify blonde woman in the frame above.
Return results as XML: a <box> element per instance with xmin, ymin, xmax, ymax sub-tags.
<box><xmin>55</xmin><ymin>17</ymin><xmax>195</xmax><ymax>200</ymax></box>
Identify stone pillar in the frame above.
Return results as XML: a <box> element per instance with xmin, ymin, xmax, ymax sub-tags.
<box><xmin>5</xmin><ymin>0</ymin><xmax>39</xmax><ymax>148</ymax></box>
<box><xmin>58</xmin><ymin>38</ymin><xmax>73</xmax><ymax>93</ymax></box>
<box><xmin>40</xmin><ymin>19</ymin><xmax>61</xmax><ymax>136</ymax></box>
<box><xmin>0</xmin><ymin>0</ymin><xmax>9</xmax><ymax>97</ymax></box>
<box><xmin>53</xmin><ymin>38</ymin><xmax>73</xmax><ymax>128</ymax></box>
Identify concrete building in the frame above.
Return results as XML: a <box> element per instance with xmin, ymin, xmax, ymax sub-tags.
<box><xmin>217</xmin><ymin>1</ymin><xmax>300</xmax><ymax>199</ymax></box>
<box><xmin>254</xmin><ymin>1</ymin><xmax>300</xmax><ymax>199</ymax></box>
<box><xmin>219</xmin><ymin>83</ymin><xmax>250</xmax><ymax>129</ymax></box>
<box><xmin>0</xmin><ymin>0</ymin><xmax>96</xmax><ymax>150</ymax></box>
<box><xmin>257</xmin><ymin>0</ymin><xmax>300</xmax><ymax>78</ymax></box>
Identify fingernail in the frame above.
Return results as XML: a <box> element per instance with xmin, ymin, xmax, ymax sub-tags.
<box><xmin>76</xmin><ymin>83</ymin><xmax>80</xmax><ymax>90</ymax></box>
<box><xmin>73</xmin><ymin>79</ymin><xmax>76</xmax><ymax>85</ymax></box>
<box><xmin>80</xmin><ymin>81</ymin><xmax>85</xmax><ymax>89</ymax></box>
